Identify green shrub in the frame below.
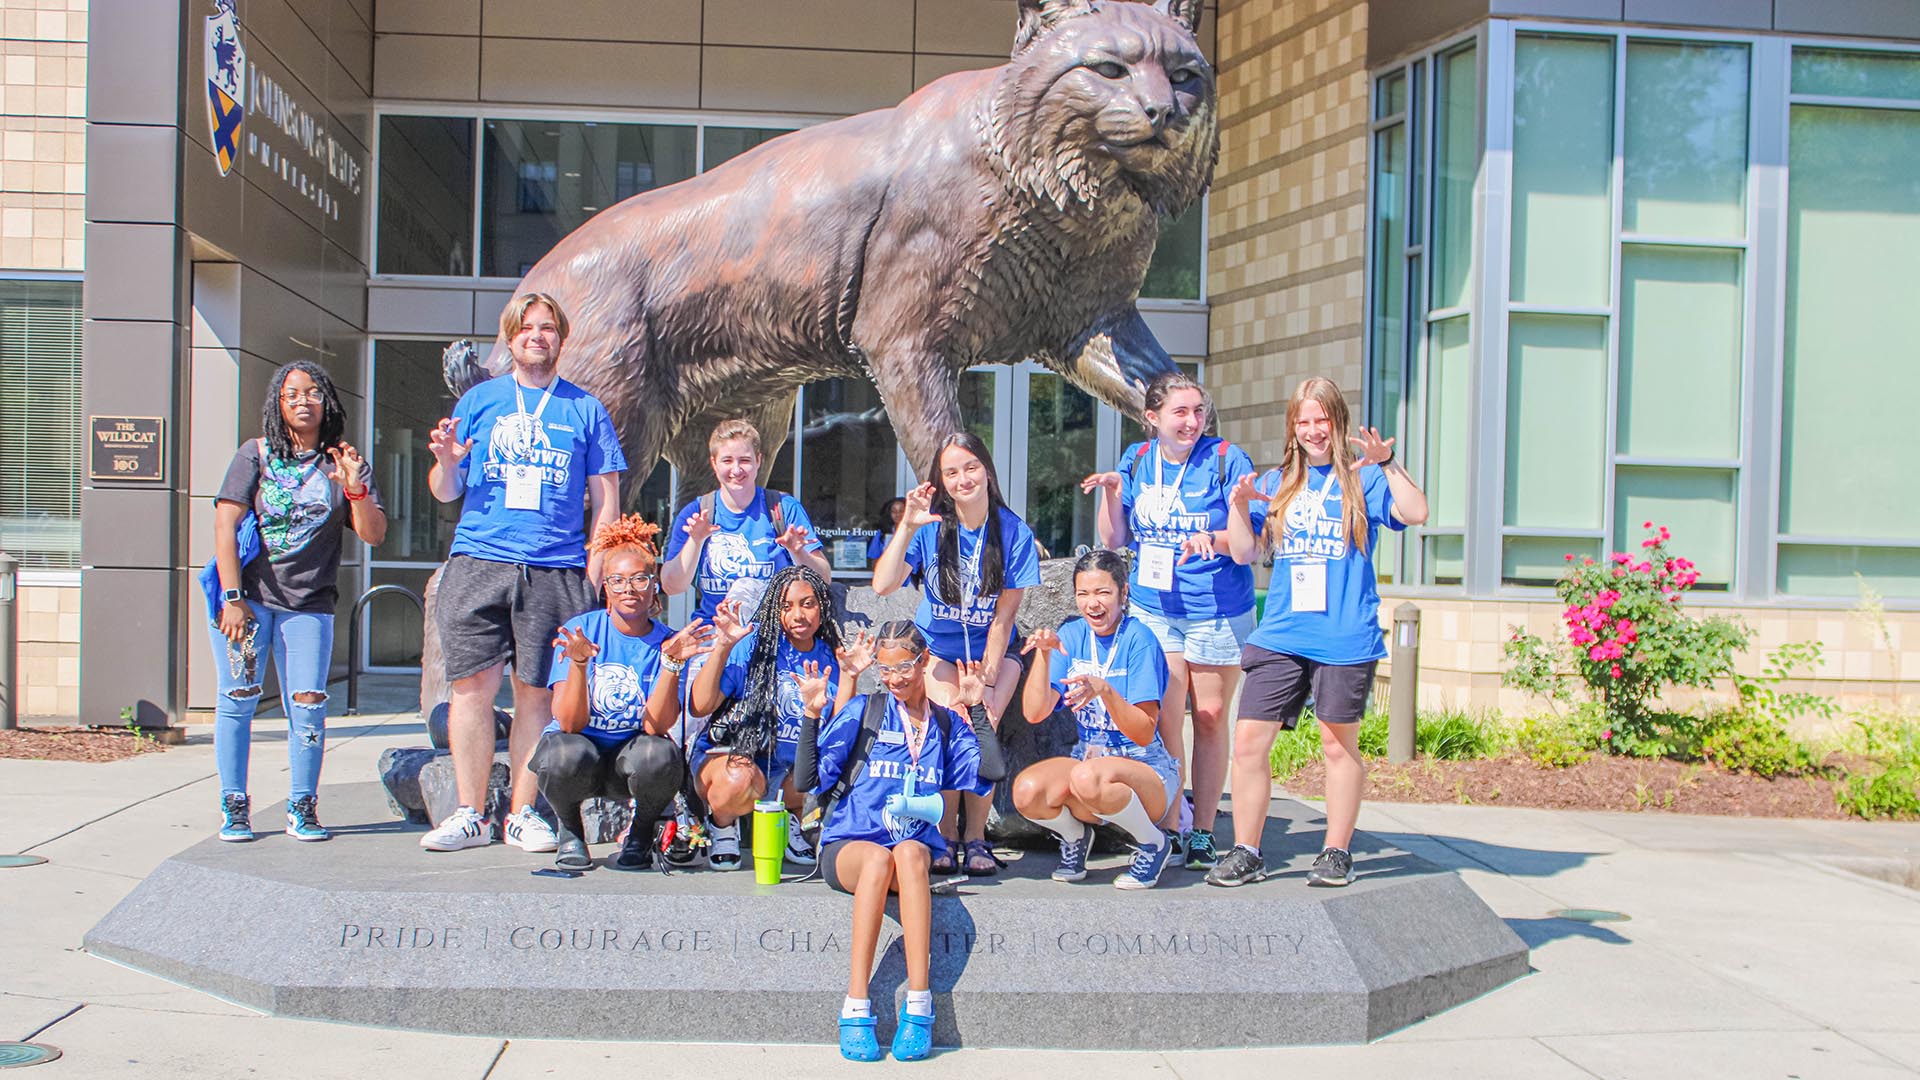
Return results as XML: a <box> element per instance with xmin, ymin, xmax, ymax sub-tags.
<box><xmin>1416</xmin><ymin>710</ymin><xmax>1510</xmax><ymax>760</ymax></box>
<box><xmin>1268</xmin><ymin>718</ymin><xmax>1324</xmax><ymax>781</ymax></box>
<box><xmin>1835</xmin><ymin>765</ymin><xmax>1920</xmax><ymax>821</ymax></box>
<box><xmin>1697</xmin><ymin>709</ymin><xmax>1818</xmax><ymax>777</ymax></box>
<box><xmin>1517</xmin><ymin>705</ymin><xmax>1605</xmax><ymax>768</ymax></box>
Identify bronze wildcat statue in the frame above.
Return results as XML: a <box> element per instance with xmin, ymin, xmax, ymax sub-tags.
<box><xmin>447</xmin><ymin>0</ymin><xmax>1217</xmax><ymax>490</ymax></box>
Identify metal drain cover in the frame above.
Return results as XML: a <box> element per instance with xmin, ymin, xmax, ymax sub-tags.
<box><xmin>0</xmin><ymin>1042</ymin><xmax>62</xmax><ymax>1069</ymax></box>
<box><xmin>0</xmin><ymin>855</ymin><xmax>46</xmax><ymax>869</ymax></box>
<box><xmin>1549</xmin><ymin>908</ymin><xmax>1631</xmax><ymax>923</ymax></box>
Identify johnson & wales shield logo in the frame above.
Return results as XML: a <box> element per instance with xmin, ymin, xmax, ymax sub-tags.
<box><xmin>204</xmin><ymin>0</ymin><xmax>245</xmax><ymax>177</ymax></box>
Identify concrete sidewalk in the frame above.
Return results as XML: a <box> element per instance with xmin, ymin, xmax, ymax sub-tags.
<box><xmin>3</xmin><ymin>694</ymin><xmax>1918</xmax><ymax>1079</ymax></box>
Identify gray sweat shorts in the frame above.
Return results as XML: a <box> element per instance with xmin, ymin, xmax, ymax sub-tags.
<box><xmin>436</xmin><ymin>554</ymin><xmax>595</xmax><ymax>686</ymax></box>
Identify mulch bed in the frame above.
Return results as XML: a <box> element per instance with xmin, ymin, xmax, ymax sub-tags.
<box><xmin>1281</xmin><ymin>753</ymin><xmax>1852</xmax><ymax>819</ymax></box>
<box><xmin>0</xmin><ymin>726</ymin><xmax>169</xmax><ymax>763</ymax></box>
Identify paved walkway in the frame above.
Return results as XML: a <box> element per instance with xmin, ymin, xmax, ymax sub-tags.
<box><xmin>4</xmin><ymin>688</ymin><xmax>1919</xmax><ymax>1078</ymax></box>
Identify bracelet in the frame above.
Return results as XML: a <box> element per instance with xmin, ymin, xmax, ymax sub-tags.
<box><xmin>660</xmin><ymin>655</ymin><xmax>687</xmax><ymax>674</ymax></box>
<box><xmin>344</xmin><ymin>487</ymin><xmax>369</xmax><ymax>501</ymax></box>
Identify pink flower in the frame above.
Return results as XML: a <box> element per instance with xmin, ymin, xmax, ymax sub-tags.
<box><xmin>1642</xmin><ymin>537</ymin><xmax>1658</xmax><ymax>548</ymax></box>
<box><xmin>1613</xmin><ymin>568</ymin><xmax>1626</xmax><ymax>578</ymax></box>
<box><xmin>1569</xmin><ymin>626</ymin><xmax>1596</xmax><ymax>646</ymax></box>
<box><xmin>1612</xmin><ymin>552</ymin><xmax>1634</xmax><ymax>565</ymax></box>
<box><xmin>1564</xmin><ymin>553</ymin><xmax>1576</xmax><ymax>561</ymax></box>
<box><xmin>1583</xmin><ymin>557</ymin><xmax>1596</xmax><ymax>566</ymax></box>
<box><xmin>1609</xmin><ymin>663</ymin><xmax>1623</xmax><ymax>679</ymax></box>
<box><xmin>1602</xmin><ymin>728</ymin><xmax>1614</xmax><ymax>740</ymax></box>
<box><xmin>1642</xmin><ymin>521</ymin><xmax>1653</xmax><ymax>530</ymax></box>
<box><xmin>1595</xmin><ymin>589</ymin><xmax>1621</xmax><ymax>610</ymax></box>
<box><xmin>1615</xmin><ymin>619</ymin><xmax>1637</xmax><ymax>644</ymax></box>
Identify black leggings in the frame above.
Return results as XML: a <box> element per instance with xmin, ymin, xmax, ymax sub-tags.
<box><xmin>530</xmin><ymin>731</ymin><xmax>684</xmax><ymax>841</ymax></box>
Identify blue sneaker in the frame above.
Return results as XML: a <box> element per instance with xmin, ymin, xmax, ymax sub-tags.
<box><xmin>285</xmin><ymin>795</ymin><xmax>330</xmax><ymax>842</ymax></box>
<box><xmin>1115</xmin><ymin>835</ymin><xmax>1172</xmax><ymax>890</ymax></box>
<box><xmin>219</xmin><ymin>793</ymin><xmax>253</xmax><ymax>843</ymax></box>
<box><xmin>839</xmin><ymin>1014</ymin><xmax>882</xmax><ymax>1062</ymax></box>
<box><xmin>890</xmin><ymin>1006</ymin><xmax>934</xmax><ymax>1061</ymax></box>
<box><xmin>1051</xmin><ymin>820</ymin><xmax>1090</xmax><ymax>883</ymax></box>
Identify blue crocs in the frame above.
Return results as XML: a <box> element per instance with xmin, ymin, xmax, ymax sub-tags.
<box><xmin>839</xmin><ymin>1014</ymin><xmax>882</xmax><ymax>1062</ymax></box>
<box><xmin>890</xmin><ymin>1006</ymin><xmax>934</xmax><ymax>1061</ymax></box>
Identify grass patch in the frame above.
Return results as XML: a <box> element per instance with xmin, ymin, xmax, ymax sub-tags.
<box><xmin>1267</xmin><ymin>708</ymin><xmax>1509</xmax><ymax>782</ymax></box>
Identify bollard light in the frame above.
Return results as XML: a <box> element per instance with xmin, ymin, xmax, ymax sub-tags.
<box><xmin>1387</xmin><ymin>601</ymin><xmax>1420</xmax><ymax>763</ymax></box>
<box><xmin>0</xmin><ymin>549</ymin><xmax>16</xmax><ymax>731</ymax></box>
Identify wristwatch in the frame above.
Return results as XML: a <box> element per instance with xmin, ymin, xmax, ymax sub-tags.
<box><xmin>660</xmin><ymin>655</ymin><xmax>687</xmax><ymax>674</ymax></box>
<box><xmin>221</xmin><ymin>588</ymin><xmax>243</xmax><ymax>605</ymax></box>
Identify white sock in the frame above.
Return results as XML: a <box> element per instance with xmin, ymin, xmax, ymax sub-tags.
<box><xmin>1098</xmin><ymin>792</ymin><xmax>1162</xmax><ymax>847</ymax></box>
<box><xmin>1237</xmin><ymin>842</ymin><xmax>1261</xmax><ymax>859</ymax></box>
<box><xmin>905</xmin><ymin>989</ymin><xmax>934</xmax><ymax>1018</ymax></box>
<box><xmin>1031</xmin><ymin>807</ymin><xmax>1087</xmax><ymax>843</ymax></box>
<box><xmin>842</xmin><ymin>996</ymin><xmax>871</xmax><ymax>1019</ymax></box>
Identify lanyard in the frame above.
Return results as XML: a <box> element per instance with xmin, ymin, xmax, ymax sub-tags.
<box><xmin>1155</xmin><ymin>442</ymin><xmax>1194</xmax><ymax>497</ymax></box>
<box><xmin>958</xmin><ymin>523</ymin><xmax>984</xmax><ymax>663</ymax></box>
<box><xmin>513</xmin><ymin>376</ymin><xmax>554</xmax><ymax>428</ymax></box>
<box><xmin>899</xmin><ymin>698</ymin><xmax>931</xmax><ymax>767</ymax></box>
<box><xmin>1086</xmin><ymin>625</ymin><xmax>1121</xmax><ymax>680</ymax></box>
<box><xmin>1305</xmin><ymin>466</ymin><xmax>1338</xmax><ymax>519</ymax></box>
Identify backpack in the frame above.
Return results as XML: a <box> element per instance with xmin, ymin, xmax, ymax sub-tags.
<box><xmin>693</xmin><ymin>487</ymin><xmax>789</xmax><ymax>608</ymax></box>
<box><xmin>819</xmin><ymin>692</ymin><xmax>953</xmax><ymax>831</ymax></box>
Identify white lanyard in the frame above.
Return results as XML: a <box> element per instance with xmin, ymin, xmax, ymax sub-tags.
<box><xmin>1086</xmin><ymin>625</ymin><xmax>1121</xmax><ymax>680</ymax></box>
<box><xmin>513</xmin><ymin>376</ymin><xmax>554</xmax><ymax>428</ymax></box>
<box><xmin>900</xmin><ymin>698</ymin><xmax>931</xmax><ymax>767</ymax></box>
<box><xmin>1305</xmin><ymin>466</ymin><xmax>1338</xmax><ymax>519</ymax></box>
<box><xmin>1154</xmin><ymin>443</ymin><xmax>1192</xmax><ymax>494</ymax></box>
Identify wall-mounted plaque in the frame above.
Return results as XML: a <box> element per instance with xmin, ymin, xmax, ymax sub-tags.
<box><xmin>89</xmin><ymin>416</ymin><xmax>166</xmax><ymax>481</ymax></box>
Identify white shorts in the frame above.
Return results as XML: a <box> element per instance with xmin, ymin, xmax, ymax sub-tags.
<box><xmin>1128</xmin><ymin>604</ymin><xmax>1255</xmax><ymax>667</ymax></box>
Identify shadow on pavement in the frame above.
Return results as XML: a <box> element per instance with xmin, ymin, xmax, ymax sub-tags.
<box><xmin>1503</xmin><ymin>915</ymin><xmax>1630</xmax><ymax>948</ymax></box>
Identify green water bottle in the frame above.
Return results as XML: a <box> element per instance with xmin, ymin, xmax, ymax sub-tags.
<box><xmin>751</xmin><ymin>799</ymin><xmax>786</xmax><ymax>885</ymax></box>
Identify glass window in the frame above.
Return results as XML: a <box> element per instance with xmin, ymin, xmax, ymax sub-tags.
<box><xmin>703</xmin><ymin>126</ymin><xmax>793</xmax><ymax>170</ymax></box>
<box><xmin>1511</xmin><ymin>35</ymin><xmax>1614</xmax><ymax>307</ymax></box>
<box><xmin>1024</xmin><ymin>373</ymin><xmax>1097</xmax><ymax>559</ymax></box>
<box><xmin>1140</xmin><ymin>204</ymin><xmax>1204</xmax><ymax>301</ymax></box>
<box><xmin>1505</xmin><ymin>314</ymin><xmax>1607</xmax><ymax>530</ymax></box>
<box><xmin>1781</xmin><ymin>103</ymin><xmax>1920</xmax><ymax>596</ymax></box>
<box><xmin>377</xmin><ymin>116</ymin><xmax>475</xmax><ymax>276</ymax></box>
<box><xmin>367</xmin><ymin>566</ymin><xmax>433</xmax><ymax>667</ymax></box>
<box><xmin>1793</xmin><ymin>48</ymin><xmax>1920</xmax><ymax>102</ymax></box>
<box><xmin>799</xmin><ymin>377</ymin><xmax>898</xmax><ymax>572</ymax></box>
<box><xmin>1370</xmin><ymin>118</ymin><xmax>1409</xmax><ymax>442</ymax></box>
<box><xmin>1380</xmin><ymin>71</ymin><xmax>1408</xmax><ymax>118</ymax></box>
<box><xmin>482</xmin><ymin>120</ymin><xmax>696</xmax><ymax>277</ymax></box>
<box><xmin>369</xmin><ymin>340</ymin><xmax>459</xmax><ymax>563</ymax></box>
<box><xmin>0</xmin><ymin>279</ymin><xmax>80</xmax><ymax>569</ymax></box>
<box><xmin>1433</xmin><ymin>45</ymin><xmax>1477</xmax><ymax>310</ymax></box>
<box><xmin>632</xmin><ymin>460</ymin><xmax>673</xmax><ymax>534</ymax></box>
<box><xmin>1624</xmin><ymin>43</ymin><xmax>1749</xmax><ymax>238</ymax></box>
<box><xmin>1618</xmin><ymin>246</ymin><xmax>1742</xmax><ymax>460</ymax></box>
<box><xmin>1614</xmin><ymin>467</ymin><xmax>1735</xmax><ymax>589</ymax></box>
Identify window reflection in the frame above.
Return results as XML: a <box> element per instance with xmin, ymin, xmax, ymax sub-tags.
<box><xmin>481</xmin><ymin>121</ymin><xmax>696</xmax><ymax>277</ymax></box>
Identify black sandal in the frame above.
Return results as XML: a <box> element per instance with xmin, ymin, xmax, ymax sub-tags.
<box><xmin>931</xmin><ymin>842</ymin><xmax>958</xmax><ymax>875</ymax></box>
<box><xmin>963</xmin><ymin>839</ymin><xmax>999</xmax><ymax>877</ymax></box>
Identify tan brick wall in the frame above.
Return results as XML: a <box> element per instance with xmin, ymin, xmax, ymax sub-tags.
<box><xmin>0</xmin><ymin>0</ymin><xmax>83</xmax><ymax>271</ymax></box>
<box><xmin>18</xmin><ymin>582</ymin><xmax>80</xmax><ymax>717</ymax></box>
<box><xmin>1208</xmin><ymin>0</ymin><xmax>1368</xmax><ymax>468</ymax></box>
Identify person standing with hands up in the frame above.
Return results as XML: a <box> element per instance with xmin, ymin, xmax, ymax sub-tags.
<box><xmin>419</xmin><ymin>293</ymin><xmax>628</xmax><ymax>855</ymax></box>
<box><xmin>1208</xmin><ymin>377</ymin><xmax>1427</xmax><ymax>889</ymax></box>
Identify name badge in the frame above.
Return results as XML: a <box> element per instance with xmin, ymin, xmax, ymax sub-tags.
<box><xmin>1289</xmin><ymin>561</ymin><xmax>1327</xmax><ymax>613</ymax></box>
<box><xmin>876</xmin><ymin>729</ymin><xmax>907</xmax><ymax>746</ymax></box>
<box><xmin>1138</xmin><ymin>544</ymin><xmax>1177</xmax><ymax>591</ymax></box>
<box><xmin>503</xmin><ymin>464</ymin><xmax>542</xmax><ymax>510</ymax></box>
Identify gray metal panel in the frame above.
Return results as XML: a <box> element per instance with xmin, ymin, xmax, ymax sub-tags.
<box><xmin>87</xmin><ymin>125</ymin><xmax>181</xmax><ymax>225</ymax></box>
<box><xmin>84</xmin><ymin>224</ymin><xmax>183</xmax><ymax>323</ymax></box>
<box><xmin>1775</xmin><ymin>0</ymin><xmax>1920</xmax><ymax>39</ymax></box>
<box><xmin>78</xmin><ymin>567</ymin><xmax>188</xmax><ymax>726</ymax></box>
<box><xmin>85</xmin><ymin>0</ymin><xmax>185</xmax><ymax>127</ymax></box>
<box><xmin>1488</xmin><ymin>0</ymin><xmax>1624</xmax><ymax>19</ymax></box>
<box><xmin>81</xmin><ymin>488</ymin><xmax>186</xmax><ymax>569</ymax></box>
<box><xmin>1370</xmin><ymin>0</ymin><xmax>1490</xmax><ymax>67</ymax></box>
<box><xmin>80</xmin><ymin>319</ymin><xmax>185</xmax><ymax>420</ymax></box>
<box><xmin>1623</xmin><ymin>0</ymin><xmax>1771</xmax><ymax>30</ymax></box>
<box><xmin>367</xmin><ymin>285</ymin><xmax>475</xmax><ymax>335</ymax></box>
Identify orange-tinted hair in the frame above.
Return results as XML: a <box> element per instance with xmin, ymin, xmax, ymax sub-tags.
<box><xmin>587</xmin><ymin>513</ymin><xmax>661</xmax><ymax>567</ymax></box>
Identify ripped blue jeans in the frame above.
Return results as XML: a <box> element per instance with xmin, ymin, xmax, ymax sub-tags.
<box><xmin>207</xmin><ymin>601</ymin><xmax>333</xmax><ymax>800</ymax></box>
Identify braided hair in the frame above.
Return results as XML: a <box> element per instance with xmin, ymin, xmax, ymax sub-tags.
<box><xmin>715</xmin><ymin>564</ymin><xmax>843</xmax><ymax>760</ymax></box>
<box><xmin>262</xmin><ymin>361</ymin><xmax>346</xmax><ymax>462</ymax></box>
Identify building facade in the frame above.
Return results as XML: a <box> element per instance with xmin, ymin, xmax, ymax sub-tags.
<box><xmin>18</xmin><ymin>0</ymin><xmax>1916</xmax><ymax>725</ymax></box>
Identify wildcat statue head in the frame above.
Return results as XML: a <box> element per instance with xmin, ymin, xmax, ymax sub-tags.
<box><xmin>991</xmin><ymin>0</ymin><xmax>1217</xmax><ymax>219</ymax></box>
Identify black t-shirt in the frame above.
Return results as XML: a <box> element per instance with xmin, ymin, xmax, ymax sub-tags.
<box><xmin>216</xmin><ymin>439</ymin><xmax>385</xmax><ymax>613</ymax></box>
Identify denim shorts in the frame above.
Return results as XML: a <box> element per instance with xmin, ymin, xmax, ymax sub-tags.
<box><xmin>1073</xmin><ymin>739</ymin><xmax>1182</xmax><ymax>814</ymax></box>
<box><xmin>1128</xmin><ymin>604</ymin><xmax>1255</xmax><ymax>667</ymax></box>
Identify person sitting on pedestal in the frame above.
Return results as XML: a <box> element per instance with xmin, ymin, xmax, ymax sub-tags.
<box><xmin>1014</xmin><ymin>549</ymin><xmax>1178</xmax><ymax>889</ymax></box>
<box><xmin>685</xmin><ymin>564</ymin><xmax>869</xmax><ymax>870</ymax></box>
<box><xmin>534</xmin><ymin>515</ymin><xmax>714</xmax><ymax>871</ymax></box>
<box><xmin>792</xmin><ymin>620</ymin><xmax>1007</xmax><ymax>1062</ymax></box>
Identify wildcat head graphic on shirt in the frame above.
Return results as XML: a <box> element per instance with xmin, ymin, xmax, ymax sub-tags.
<box><xmin>1277</xmin><ymin>469</ymin><xmax>1350</xmax><ymax>561</ymax></box>
<box><xmin>481</xmin><ymin>410</ymin><xmax>571</xmax><ymax>488</ymax></box>
<box><xmin>588</xmin><ymin>662</ymin><xmax>645</xmax><ymax>736</ymax></box>
<box><xmin>1133</xmin><ymin>481</ymin><xmax>1211</xmax><ymax>545</ymax></box>
<box><xmin>928</xmin><ymin>533</ymin><xmax>992</xmax><ymax>628</ymax></box>
<box><xmin>257</xmin><ymin>453</ymin><xmax>332</xmax><ymax>561</ymax></box>
<box><xmin>700</xmin><ymin>531</ymin><xmax>770</xmax><ymax>598</ymax></box>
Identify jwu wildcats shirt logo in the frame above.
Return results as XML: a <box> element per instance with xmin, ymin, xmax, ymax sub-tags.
<box><xmin>481</xmin><ymin>413</ymin><xmax>571</xmax><ymax>486</ymax></box>
<box><xmin>588</xmin><ymin>663</ymin><xmax>644</xmax><ymax>735</ymax></box>
<box><xmin>930</xmin><ymin>543</ymin><xmax>991</xmax><ymax>626</ymax></box>
<box><xmin>1133</xmin><ymin>482</ymin><xmax>1210</xmax><ymax>543</ymax></box>
<box><xmin>1281</xmin><ymin>480</ymin><xmax>1350</xmax><ymax>561</ymax></box>
<box><xmin>1066</xmin><ymin>657</ymin><xmax>1128</xmax><ymax>744</ymax></box>
<box><xmin>702</xmin><ymin>532</ymin><xmax>763</xmax><ymax>587</ymax></box>
<box><xmin>203</xmin><ymin>0</ymin><xmax>245</xmax><ymax>177</ymax></box>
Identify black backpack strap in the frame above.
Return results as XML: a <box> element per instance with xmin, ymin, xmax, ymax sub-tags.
<box><xmin>819</xmin><ymin>692</ymin><xmax>890</xmax><ymax>829</ymax></box>
<box><xmin>764</xmin><ymin>489</ymin><xmax>787</xmax><ymax>536</ymax></box>
<box><xmin>1126</xmin><ymin>442</ymin><xmax>1152</xmax><ymax>486</ymax></box>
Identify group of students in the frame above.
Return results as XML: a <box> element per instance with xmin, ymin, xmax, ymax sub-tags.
<box><xmin>206</xmin><ymin>290</ymin><xmax>1428</xmax><ymax>1062</ymax></box>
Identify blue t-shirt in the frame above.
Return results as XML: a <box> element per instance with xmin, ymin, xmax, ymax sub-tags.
<box><xmin>1117</xmin><ymin>438</ymin><xmax>1258</xmax><ymax>619</ymax></box>
<box><xmin>812</xmin><ymin>693</ymin><xmax>992</xmax><ymax>853</ymax></box>
<box><xmin>1246</xmin><ymin>464</ymin><xmax>1405</xmax><ymax>664</ymax></box>
<box><xmin>691</xmin><ymin>633</ymin><xmax>840</xmax><ymax>771</ymax></box>
<box><xmin>865</xmin><ymin>531</ymin><xmax>893</xmax><ymax>561</ymax></box>
<box><xmin>1047</xmin><ymin>616</ymin><xmax>1171</xmax><ymax>753</ymax></box>
<box><xmin>903</xmin><ymin>506</ymin><xmax>1042</xmax><ymax>662</ymax></box>
<box><xmin>543</xmin><ymin>609</ymin><xmax>674</xmax><ymax>750</ymax></box>
<box><xmin>447</xmin><ymin>373</ymin><xmax>626</xmax><ymax>568</ymax></box>
<box><xmin>662</xmin><ymin>489</ymin><xmax>822</xmax><ymax>622</ymax></box>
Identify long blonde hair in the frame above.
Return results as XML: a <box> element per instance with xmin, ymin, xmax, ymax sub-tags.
<box><xmin>1264</xmin><ymin>377</ymin><xmax>1369</xmax><ymax>557</ymax></box>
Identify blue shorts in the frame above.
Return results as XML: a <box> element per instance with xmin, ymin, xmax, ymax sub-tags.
<box><xmin>1128</xmin><ymin>604</ymin><xmax>1255</xmax><ymax>667</ymax></box>
<box><xmin>1073</xmin><ymin>739</ymin><xmax>1182</xmax><ymax>813</ymax></box>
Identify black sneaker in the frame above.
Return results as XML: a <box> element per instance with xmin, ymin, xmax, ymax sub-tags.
<box><xmin>1184</xmin><ymin>828</ymin><xmax>1219</xmax><ymax>871</ymax></box>
<box><xmin>1307</xmin><ymin>847</ymin><xmax>1353</xmax><ymax>887</ymax></box>
<box><xmin>608</xmin><ymin>823</ymin><xmax>651</xmax><ymax>872</ymax></box>
<box><xmin>1204</xmin><ymin>844</ymin><xmax>1266</xmax><ymax>888</ymax></box>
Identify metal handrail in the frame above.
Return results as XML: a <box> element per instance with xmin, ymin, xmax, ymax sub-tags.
<box><xmin>344</xmin><ymin>583</ymin><xmax>424</xmax><ymax>715</ymax></box>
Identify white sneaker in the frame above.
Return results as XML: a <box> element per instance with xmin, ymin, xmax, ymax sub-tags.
<box><xmin>709</xmin><ymin>821</ymin><xmax>742</xmax><ymax>871</ymax></box>
<box><xmin>504</xmin><ymin>804</ymin><xmax>559</xmax><ymax>852</ymax></box>
<box><xmin>784</xmin><ymin>812</ymin><xmax>818</xmax><ymax>866</ymax></box>
<box><xmin>420</xmin><ymin>805</ymin><xmax>491</xmax><ymax>851</ymax></box>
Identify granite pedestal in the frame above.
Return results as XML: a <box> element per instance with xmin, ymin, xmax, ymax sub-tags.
<box><xmin>86</xmin><ymin>782</ymin><xmax>1527</xmax><ymax>1049</ymax></box>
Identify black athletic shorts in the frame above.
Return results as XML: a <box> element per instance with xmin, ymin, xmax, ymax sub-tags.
<box><xmin>437</xmin><ymin>554</ymin><xmax>596</xmax><ymax>686</ymax></box>
<box><xmin>1237</xmin><ymin>645</ymin><xmax>1376</xmax><ymax>727</ymax></box>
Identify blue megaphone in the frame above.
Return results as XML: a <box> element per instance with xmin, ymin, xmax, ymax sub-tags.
<box><xmin>884</xmin><ymin>791</ymin><xmax>945</xmax><ymax>827</ymax></box>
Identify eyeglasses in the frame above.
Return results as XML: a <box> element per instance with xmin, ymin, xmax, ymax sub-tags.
<box><xmin>604</xmin><ymin>573</ymin><xmax>656</xmax><ymax>591</ymax></box>
<box><xmin>280</xmin><ymin>388</ymin><xmax>326</xmax><ymax>404</ymax></box>
<box><xmin>874</xmin><ymin>653</ymin><xmax>925</xmax><ymax>677</ymax></box>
